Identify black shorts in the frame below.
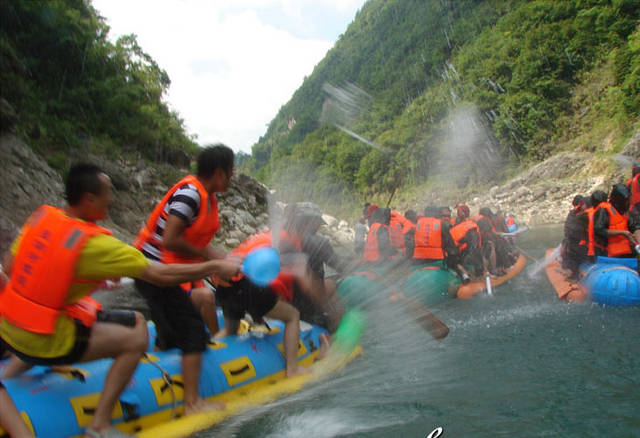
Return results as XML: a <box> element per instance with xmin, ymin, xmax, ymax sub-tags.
<box><xmin>135</xmin><ymin>279</ymin><xmax>207</xmax><ymax>353</ymax></box>
<box><xmin>0</xmin><ymin>319</ymin><xmax>91</xmax><ymax>366</ymax></box>
<box><xmin>215</xmin><ymin>277</ymin><xmax>278</xmax><ymax>322</ymax></box>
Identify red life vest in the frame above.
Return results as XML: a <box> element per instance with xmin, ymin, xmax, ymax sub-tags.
<box><xmin>363</xmin><ymin>223</ymin><xmax>390</xmax><ymax>262</ymax></box>
<box><xmin>229</xmin><ymin>230</ymin><xmax>301</xmax><ymax>302</ymax></box>
<box><xmin>450</xmin><ymin>219</ymin><xmax>481</xmax><ymax>251</ymax></box>
<box><xmin>505</xmin><ymin>216</ymin><xmax>516</xmax><ymax>228</ymax></box>
<box><xmin>0</xmin><ymin>206</ymin><xmax>111</xmax><ymax>334</ymax></box>
<box><xmin>596</xmin><ymin>202</ymin><xmax>631</xmax><ymax>256</ymax></box>
<box><xmin>413</xmin><ymin>217</ymin><xmax>444</xmax><ymax>260</ymax></box>
<box><xmin>133</xmin><ymin>175</ymin><xmax>220</xmax><ymax>264</ymax></box>
<box><xmin>630</xmin><ymin>174</ymin><xmax>640</xmax><ymax>210</ymax></box>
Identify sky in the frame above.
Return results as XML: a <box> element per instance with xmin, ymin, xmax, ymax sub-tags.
<box><xmin>91</xmin><ymin>0</ymin><xmax>369</xmax><ymax>154</ymax></box>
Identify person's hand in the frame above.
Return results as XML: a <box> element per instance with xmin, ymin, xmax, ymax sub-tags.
<box><xmin>212</xmin><ymin>259</ymin><xmax>241</xmax><ymax>281</ymax></box>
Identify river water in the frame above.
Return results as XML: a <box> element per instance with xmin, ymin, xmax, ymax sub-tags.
<box><xmin>200</xmin><ymin>225</ymin><xmax>640</xmax><ymax>437</ymax></box>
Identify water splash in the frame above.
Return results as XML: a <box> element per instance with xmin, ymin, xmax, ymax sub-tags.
<box><xmin>526</xmin><ymin>245</ymin><xmax>560</xmax><ymax>279</ymax></box>
<box><xmin>320</xmin><ymin>81</ymin><xmax>391</xmax><ymax>154</ymax></box>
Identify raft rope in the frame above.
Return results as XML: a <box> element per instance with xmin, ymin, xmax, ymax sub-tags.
<box><xmin>143</xmin><ymin>353</ymin><xmax>178</xmax><ymax>418</ymax></box>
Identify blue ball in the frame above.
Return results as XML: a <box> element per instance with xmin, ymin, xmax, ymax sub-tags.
<box><xmin>242</xmin><ymin>246</ymin><xmax>281</xmax><ymax>287</ymax></box>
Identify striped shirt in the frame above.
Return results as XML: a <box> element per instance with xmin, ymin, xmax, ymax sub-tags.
<box><xmin>141</xmin><ymin>183</ymin><xmax>201</xmax><ymax>262</ymax></box>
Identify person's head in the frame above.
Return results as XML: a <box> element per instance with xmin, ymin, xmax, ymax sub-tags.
<box><xmin>288</xmin><ymin>202</ymin><xmax>326</xmax><ymax>236</ymax></box>
<box><xmin>404</xmin><ymin>209</ymin><xmax>418</xmax><ymax>223</ymax></box>
<box><xmin>609</xmin><ymin>183</ymin><xmax>630</xmax><ymax>213</ymax></box>
<box><xmin>633</xmin><ymin>165</ymin><xmax>640</xmax><ymax>177</ymax></box>
<box><xmin>197</xmin><ymin>144</ymin><xmax>235</xmax><ymax>193</ymax></box>
<box><xmin>423</xmin><ymin>206</ymin><xmax>439</xmax><ymax>218</ymax></box>
<box><xmin>364</xmin><ymin>204</ymin><xmax>379</xmax><ymax>225</ymax></box>
<box><xmin>572</xmin><ymin>195</ymin><xmax>586</xmax><ymax>212</ymax></box>
<box><xmin>479</xmin><ymin>207</ymin><xmax>494</xmax><ymax>218</ymax></box>
<box><xmin>65</xmin><ymin>163</ymin><xmax>113</xmax><ymax>222</ymax></box>
<box><xmin>371</xmin><ymin>207</ymin><xmax>390</xmax><ymax>225</ymax></box>
<box><xmin>440</xmin><ymin>206</ymin><xmax>452</xmax><ymax>219</ymax></box>
<box><xmin>456</xmin><ymin>204</ymin><xmax>470</xmax><ymax>220</ymax></box>
<box><xmin>591</xmin><ymin>190</ymin><xmax>607</xmax><ymax>207</ymax></box>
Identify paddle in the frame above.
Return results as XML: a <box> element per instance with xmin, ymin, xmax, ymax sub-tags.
<box><xmin>380</xmin><ymin>259</ymin><xmax>450</xmax><ymax>340</ymax></box>
<box><xmin>390</xmin><ymin>290</ymin><xmax>449</xmax><ymax>339</ymax></box>
<box><xmin>485</xmin><ymin>275</ymin><xmax>493</xmax><ymax>296</ymax></box>
<box><xmin>515</xmin><ymin>245</ymin><xmax>538</xmax><ymax>263</ymax></box>
<box><xmin>497</xmin><ymin>226</ymin><xmax>529</xmax><ymax>237</ymax></box>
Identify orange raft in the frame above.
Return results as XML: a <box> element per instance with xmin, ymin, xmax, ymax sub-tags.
<box><xmin>544</xmin><ymin>248</ymin><xmax>587</xmax><ymax>302</ymax></box>
<box><xmin>456</xmin><ymin>254</ymin><xmax>527</xmax><ymax>299</ymax></box>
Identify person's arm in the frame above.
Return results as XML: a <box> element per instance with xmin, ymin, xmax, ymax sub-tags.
<box><xmin>0</xmin><ymin>385</ymin><xmax>33</xmax><ymax>437</ymax></box>
<box><xmin>377</xmin><ymin>227</ymin><xmax>396</xmax><ymax>260</ymax></box>
<box><xmin>138</xmin><ymin>258</ymin><xmax>240</xmax><ymax>287</ymax></box>
<box><xmin>404</xmin><ymin>228</ymin><xmax>415</xmax><ymax>259</ymax></box>
<box><xmin>441</xmin><ymin>223</ymin><xmax>459</xmax><ymax>260</ymax></box>
<box><xmin>593</xmin><ymin>208</ymin><xmax>609</xmax><ymax>240</ymax></box>
<box><xmin>162</xmin><ymin>214</ymin><xmax>213</xmax><ymax>260</ymax></box>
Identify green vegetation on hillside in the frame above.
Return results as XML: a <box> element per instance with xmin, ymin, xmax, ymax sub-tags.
<box><xmin>0</xmin><ymin>0</ymin><xmax>198</xmax><ymax>168</ymax></box>
<box><xmin>247</xmin><ymin>0</ymin><xmax>640</xmax><ymax>210</ymax></box>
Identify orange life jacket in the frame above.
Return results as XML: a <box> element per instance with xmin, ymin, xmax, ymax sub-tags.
<box><xmin>596</xmin><ymin>202</ymin><xmax>631</xmax><ymax>256</ymax></box>
<box><xmin>0</xmin><ymin>206</ymin><xmax>111</xmax><ymax>334</ymax></box>
<box><xmin>133</xmin><ymin>175</ymin><xmax>219</xmax><ymax>264</ymax></box>
<box><xmin>630</xmin><ymin>174</ymin><xmax>640</xmax><ymax>210</ymax></box>
<box><xmin>363</xmin><ymin>223</ymin><xmax>390</xmax><ymax>262</ymax></box>
<box><xmin>229</xmin><ymin>230</ymin><xmax>301</xmax><ymax>301</ymax></box>
<box><xmin>389</xmin><ymin>211</ymin><xmax>409</xmax><ymax>256</ymax></box>
<box><xmin>450</xmin><ymin>219</ymin><xmax>481</xmax><ymax>251</ymax></box>
<box><xmin>413</xmin><ymin>217</ymin><xmax>444</xmax><ymax>260</ymax></box>
<box><xmin>505</xmin><ymin>216</ymin><xmax>516</xmax><ymax>227</ymax></box>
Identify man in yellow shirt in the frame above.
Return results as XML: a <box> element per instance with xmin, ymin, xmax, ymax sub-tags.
<box><xmin>0</xmin><ymin>164</ymin><xmax>239</xmax><ymax>438</ymax></box>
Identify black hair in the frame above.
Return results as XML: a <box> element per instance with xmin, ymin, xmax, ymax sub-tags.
<box><xmin>197</xmin><ymin>144</ymin><xmax>234</xmax><ymax>178</ymax></box>
<box><xmin>591</xmin><ymin>190</ymin><xmax>607</xmax><ymax>206</ymax></box>
<box><xmin>572</xmin><ymin>195</ymin><xmax>585</xmax><ymax>206</ymax></box>
<box><xmin>371</xmin><ymin>207</ymin><xmax>391</xmax><ymax>225</ymax></box>
<box><xmin>633</xmin><ymin>165</ymin><xmax>640</xmax><ymax>177</ymax></box>
<box><xmin>404</xmin><ymin>209</ymin><xmax>417</xmax><ymax>223</ymax></box>
<box><xmin>424</xmin><ymin>206</ymin><xmax>439</xmax><ymax>218</ymax></box>
<box><xmin>479</xmin><ymin>207</ymin><xmax>494</xmax><ymax>218</ymax></box>
<box><xmin>65</xmin><ymin>163</ymin><xmax>105</xmax><ymax>206</ymax></box>
<box><xmin>610</xmin><ymin>183</ymin><xmax>631</xmax><ymax>213</ymax></box>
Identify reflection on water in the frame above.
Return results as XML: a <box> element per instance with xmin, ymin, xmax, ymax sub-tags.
<box><xmin>199</xmin><ymin>226</ymin><xmax>640</xmax><ymax>437</ymax></box>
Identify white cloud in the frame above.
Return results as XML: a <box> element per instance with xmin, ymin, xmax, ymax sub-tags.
<box><xmin>92</xmin><ymin>0</ymin><xmax>366</xmax><ymax>153</ymax></box>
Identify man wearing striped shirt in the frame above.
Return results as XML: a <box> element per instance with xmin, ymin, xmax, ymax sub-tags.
<box><xmin>134</xmin><ymin>144</ymin><xmax>234</xmax><ymax>415</ymax></box>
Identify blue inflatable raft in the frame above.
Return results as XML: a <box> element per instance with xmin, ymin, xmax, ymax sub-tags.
<box><xmin>583</xmin><ymin>256</ymin><xmax>640</xmax><ymax>306</ymax></box>
<box><xmin>1</xmin><ymin>313</ymin><xmax>330</xmax><ymax>438</ymax></box>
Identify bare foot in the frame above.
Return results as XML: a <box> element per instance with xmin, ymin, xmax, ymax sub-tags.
<box><xmin>316</xmin><ymin>333</ymin><xmax>330</xmax><ymax>360</ymax></box>
<box><xmin>285</xmin><ymin>365</ymin><xmax>312</xmax><ymax>378</ymax></box>
<box><xmin>184</xmin><ymin>398</ymin><xmax>226</xmax><ymax>416</ymax></box>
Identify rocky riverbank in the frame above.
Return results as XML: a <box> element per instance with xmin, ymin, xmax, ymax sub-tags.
<box><xmin>396</xmin><ymin>128</ymin><xmax>640</xmax><ymax>227</ymax></box>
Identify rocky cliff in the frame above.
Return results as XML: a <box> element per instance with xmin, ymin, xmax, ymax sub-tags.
<box><xmin>0</xmin><ymin>133</ymin><xmax>355</xmax><ymax>262</ymax></box>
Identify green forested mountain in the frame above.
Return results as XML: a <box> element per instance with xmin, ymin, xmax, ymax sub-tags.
<box><xmin>0</xmin><ymin>0</ymin><xmax>198</xmax><ymax>169</ymax></box>
<box><xmin>247</xmin><ymin>0</ymin><xmax>640</xmax><ymax>209</ymax></box>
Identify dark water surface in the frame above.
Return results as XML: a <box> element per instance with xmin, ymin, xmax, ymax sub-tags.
<box><xmin>201</xmin><ymin>226</ymin><xmax>640</xmax><ymax>437</ymax></box>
